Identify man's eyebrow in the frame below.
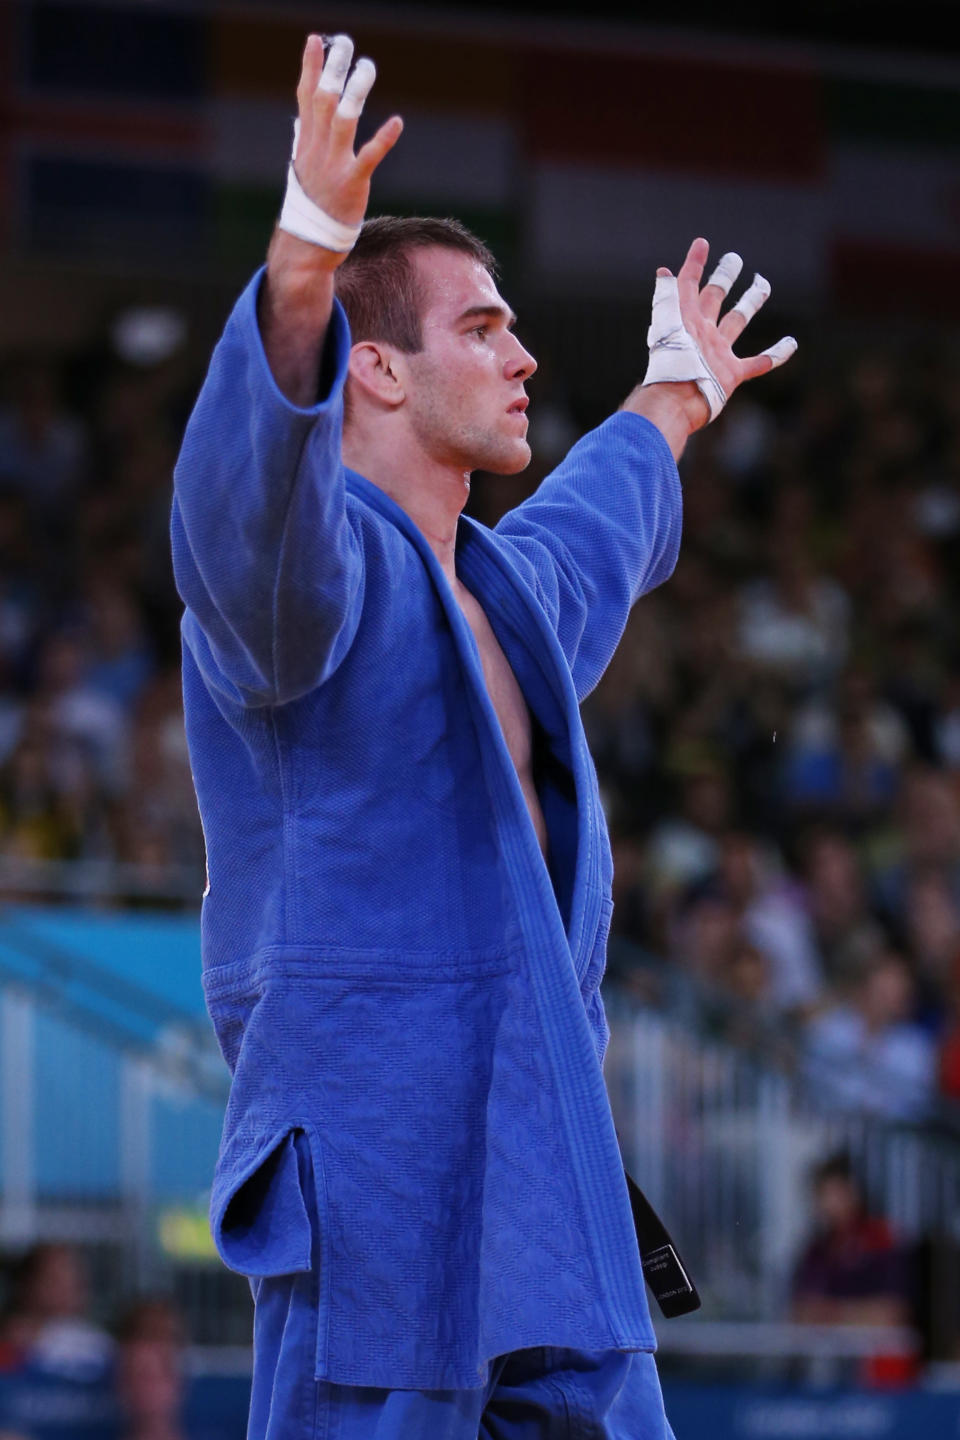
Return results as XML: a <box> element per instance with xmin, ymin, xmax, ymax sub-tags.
<box><xmin>457</xmin><ymin>304</ymin><xmax>517</xmax><ymax>329</ymax></box>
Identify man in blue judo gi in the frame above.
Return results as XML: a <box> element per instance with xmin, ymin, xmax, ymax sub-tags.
<box><xmin>172</xmin><ymin>32</ymin><xmax>796</xmax><ymax>1440</ymax></box>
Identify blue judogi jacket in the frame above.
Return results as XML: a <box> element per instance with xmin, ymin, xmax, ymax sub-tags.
<box><xmin>172</xmin><ymin>269</ymin><xmax>682</xmax><ymax>1391</ymax></box>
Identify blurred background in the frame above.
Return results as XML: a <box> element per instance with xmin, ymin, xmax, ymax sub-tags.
<box><xmin>1</xmin><ymin>0</ymin><xmax>959</xmax><ymax>1435</ymax></box>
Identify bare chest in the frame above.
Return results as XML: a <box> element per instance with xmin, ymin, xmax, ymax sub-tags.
<box><xmin>456</xmin><ymin>584</ymin><xmax>548</xmax><ymax>856</ymax></box>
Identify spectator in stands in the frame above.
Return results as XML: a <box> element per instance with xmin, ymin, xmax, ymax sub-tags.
<box><xmin>799</xmin><ymin>827</ymin><xmax>887</xmax><ymax>996</ymax></box>
<box><xmin>716</xmin><ymin>829</ymin><xmax>823</xmax><ymax>1015</ymax></box>
<box><xmin>82</xmin><ymin>576</ymin><xmax>155</xmax><ymax>712</ymax></box>
<box><xmin>0</xmin><ymin>1243</ymin><xmax>113</xmax><ymax>1383</ymax></box>
<box><xmin>644</xmin><ymin>762</ymin><xmax>733</xmax><ymax>909</ymax></box>
<box><xmin>0</xmin><ymin>724</ymin><xmax>82</xmax><ymax>861</ymax></box>
<box><xmin>115</xmin><ymin>1299</ymin><xmax>187</xmax><ymax>1440</ymax></box>
<box><xmin>801</xmin><ymin>950</ymin><xmax>936</xmax><ymax>1122</ymax></box>
<box><xmin>700</xmin><ymin>936</ymin><xmax>796</xmax><ymax>1066</ymax></box>
<box><xmin>902</xmin><ymin>868</ymin><xmax>960</xmax><ymax>1025</ymax></box>
<box><xmin>873</xmin><ymin>766</ymin><xmax>960</xmax><ymax>924</ymax></box>
<box><xmin>781</xmin><ymin>672</ymin><xmax>903</xmax><ymax>831</ymax></box>
<box><xmin>0</xmin><ymin>354</ymin><xmax>87</xmax><ymax>518</ymax></box>
<box><xmin>0</xmin><ymin>490</ymin><xmax>45</xmax><ymax>698</ymax></box>
<box><xmin>31</xmin><ymin>630</ymin><xmax>129</xmax><ymax>795</ymax></box>
<box><xmin>670</xmin><ymin>878</ymin><xmax>741</xmax><ymax>993</ymax></box>
<box><xmin>737</xmin><ymin>528</ymin><xmax>850</xmax><ymax>690</ymax></box>
<box><xmin>934</xmin><ymin>938</ymin><xmax>960</xmax><ymax>1109</ymax></box>
<box><xmin>934</xmin><ymin>672</ymin><xmax>960</xmax><ymax>773</ymax></box>
<box><xmin>791</xmin><ymin>1153</ymin><xmax>913</xmax><ymax>1327</ymax></box>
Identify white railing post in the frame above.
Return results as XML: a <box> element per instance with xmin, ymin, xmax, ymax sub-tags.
<box><xmin>756</xmin><ymin>1068</ymin><xmax>797</xmax><ymax>1319</ymax></box>
<box><xmin>120</xmin><ymin>1054</ymin><xmax>155</xmax><ymax>1288</ymax></box>
<box><xmin>632</xmin><ymin>1013</ymin><xmax>666</xmax><ymax>1213</ymax></box>
<box><xmin>0</xmin><ymin>989</ymin><xmax>37</xmax><ymax>1245</ymax></box>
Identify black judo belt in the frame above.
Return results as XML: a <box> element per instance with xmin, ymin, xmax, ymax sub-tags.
<box><xmin>624</xmin><ymin>1168</ymin><xmax>701</xmax><ymax>1318</ymax></box>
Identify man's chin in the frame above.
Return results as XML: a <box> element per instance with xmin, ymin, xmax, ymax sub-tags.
<box><xmin>480</xmin><ymin>440</ymin><xmax>532</xmax><ymax>476</ymax></box>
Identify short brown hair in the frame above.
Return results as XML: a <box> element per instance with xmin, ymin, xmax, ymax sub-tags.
<box><xmin>334</xmin><ymin>215</ymin><xmax>496</xmax><ymax>353</ymax></box>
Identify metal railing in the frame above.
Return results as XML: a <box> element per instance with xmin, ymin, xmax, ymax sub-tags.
<box><xmin>0</xmin><ymin>855</ymin><xmax>202</xmax><ymax>907</ymax></box>
<box><xmin>5</xmin><ymin>903</ymin><xmax>960</xmax><ymax>1351</ymax></box>
<box><xmin>605</xmin><ymin>993</ymin><xmax>960</xmax><ymax>1329</ymax></box>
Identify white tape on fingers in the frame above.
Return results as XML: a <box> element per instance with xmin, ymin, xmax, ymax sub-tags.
<box><xmin>705</xmin><ymin>251</ymin><xmax>743</xmax><ymax>296</ymax></box>
<box><xmin>318</xmin><ymin>33</ymin><xmax>354</xmax><ymax>95</ymax></box>
<box><xmin>278</xmin><ymin>162</ymin><xmax>361</xmax><ymax>252</ymax></box>
<box><xmin>643</xmin><ymin>274</ymin><xmax>727</xmax><ymax>420</ymax></box>
<box><xmin>762</xmin><ymin>336</ymin><xmax>798</xmax><ymax>369</ymax></box>
<box><xmin>647</xmin><ymin>275</ymin><xmax>683</xmax><ymax>340</ymax></box>
<box><xmin>338</xmin><ymin>57</ymin><xmax>376</xmax><ymax>120</ymax></box>
<box><xmin>732</xmin><ymin>273</ymin><xmax>771</xmax><ymax>325</ymax></box>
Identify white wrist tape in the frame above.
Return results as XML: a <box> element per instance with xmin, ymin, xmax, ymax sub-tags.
<box><xmin>277</xmin><ymin>35</ymin><xmax>377</xmax><ymax>253</ymax></box>
<box><xmin>642</xmin><ymin>275</ymin><xmax>727</xmax><ymax>421</ymax></box>
<box><xmin>279</xmin><ymin>159</ymin><xmax>362</xmax><ymax>252</ymax></box>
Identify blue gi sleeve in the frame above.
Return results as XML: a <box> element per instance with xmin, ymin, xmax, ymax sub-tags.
<box><xmin>171</xmin><ymin>267</ymin><xmax>362</xmax><ymax>707</ymax></box>
<box><xmin>493</xmin><ymin>412</ymin><xmax>682</xmax><ymax>701</ymax></box>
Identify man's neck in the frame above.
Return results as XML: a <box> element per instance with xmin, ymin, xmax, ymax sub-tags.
<box><xmin>342</xmin><ymin>430</ymin><xmax>470</xmax><ymax>587</ymax></box>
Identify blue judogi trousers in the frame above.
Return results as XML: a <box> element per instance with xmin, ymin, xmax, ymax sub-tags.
<box><xmin>247</xmin><ymin>1137</ymin><xmax>675</xmax><ymax>1439</ymax></box>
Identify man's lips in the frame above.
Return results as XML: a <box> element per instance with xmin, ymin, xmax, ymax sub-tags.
<box><xmin>507</xmin><ymin>397</ymin><xmax>529</xmax><ymax>415</ymax></box>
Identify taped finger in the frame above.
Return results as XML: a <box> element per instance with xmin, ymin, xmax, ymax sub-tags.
<box><xmin>705</xmin><ymin>251</ymin><xmax>743</xmax><ymax>297</ymax></box>
<box><xmin>762</xmin><ymin>335</ymin><xmax>798</xmax><ymax>370</ymax></box>
<box><xmin>731</xmin><ymin>273</ymin><xmax>771</xmax><ymax>326</ymax></box>
<box><xmin>647</xmin><ymin>274</ymin><xmax>683</xmax><ymax>346</ymax></box>
<box><xmin>338</xmin><ymin>57</ymin><xmax>376</xmax><ymax>120</ymax></box>
<box><xmin>318</xmin><ymin>33</ymin><xmax>354</xmax><ymax>95</ymax></box>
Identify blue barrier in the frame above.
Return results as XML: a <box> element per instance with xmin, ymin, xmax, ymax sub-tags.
<box><xmin>0</xmin><ymin>905</ymin><xmax>223</xmax><ymax>1205</ymax></box>
<box><xmin>661</xmin><ymin>1383</ymin><xmax>960</xmax><ymax>1439</ymax></box>
<box><xmin>0</xmin><ymin>1370</ymin><xmax>247</xmax><ymax>1440</ymax></box>
<box><xmin>1</xmin><ymin>906</ymin><xmax>205</xmax><ymax>1026</ymax></box>
<box><xmin>8</xmin><ymin>1367</ymin><xmax>960</xmax><ymax>1438</ymax></box>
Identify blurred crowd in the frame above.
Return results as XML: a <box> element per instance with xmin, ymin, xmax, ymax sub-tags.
<box><xmin>586</xmin><ymin>340</ymin><xmax>960</xmax><ymax>1129</ymax></box>
<box><xmin>0</xmin><ymin>318</ymin><xmax>206</xmax><ymax>902</ymax></box>
<box><xmin>0</xmin><ymin>1242</ymin><xmax>212</xmax><ymax>1440</ymax></box>
<box><xmin>3</xmin><ymin>296</ymin><xmax>960</xmax><ymax>1127</ymax></box>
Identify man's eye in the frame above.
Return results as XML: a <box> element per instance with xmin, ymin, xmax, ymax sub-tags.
<box><xmin>471</xmin><ymin>326</ymin><xmax>488</xmax><ymax>339</ymax></box>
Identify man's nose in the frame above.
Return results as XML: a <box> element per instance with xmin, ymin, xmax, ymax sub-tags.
<box><xmin>505</xmin><ymin>337</ymin><xmax>537</xmax><ymax>382</ymax></box>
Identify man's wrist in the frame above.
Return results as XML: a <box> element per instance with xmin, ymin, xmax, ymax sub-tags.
<box><xmin>267</xmin><ymin>226</ymin><xmax>343</xmax><ymax>291</ymax></box>
<box><xmin>262</xmin><ymin>229</ymin><xmax>339</xmax><ymax>334</ymax></box>
<box><xmin>259</xmin><ymin>228</ymin><xmax>339</xmax><ymax>407</ymax></box>
<box><xmin>619</xmin><ymin>381</ymin><xmax>708</xmax><ymax>461</ymax></box>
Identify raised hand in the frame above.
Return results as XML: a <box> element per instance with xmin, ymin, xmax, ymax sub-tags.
<box><xmin>280</xmin><ymin>33</ymin><xmax>403</xmax><ymax>261</ymax></box>
<box><xmin>262</xmin><ymin>35</ymin><xmax>402</xmax><ymax>403</ymax></box>
<box><xmin>642</xmin><ymin>237</ymin><xmax>796</xmax><ymax>426</ymax></box>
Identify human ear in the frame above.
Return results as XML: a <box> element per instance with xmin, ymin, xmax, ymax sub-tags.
<box><xmin>347</xmin><ymin>341</ymin><xmax>405</xmax><ymax>408</ymax></box>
